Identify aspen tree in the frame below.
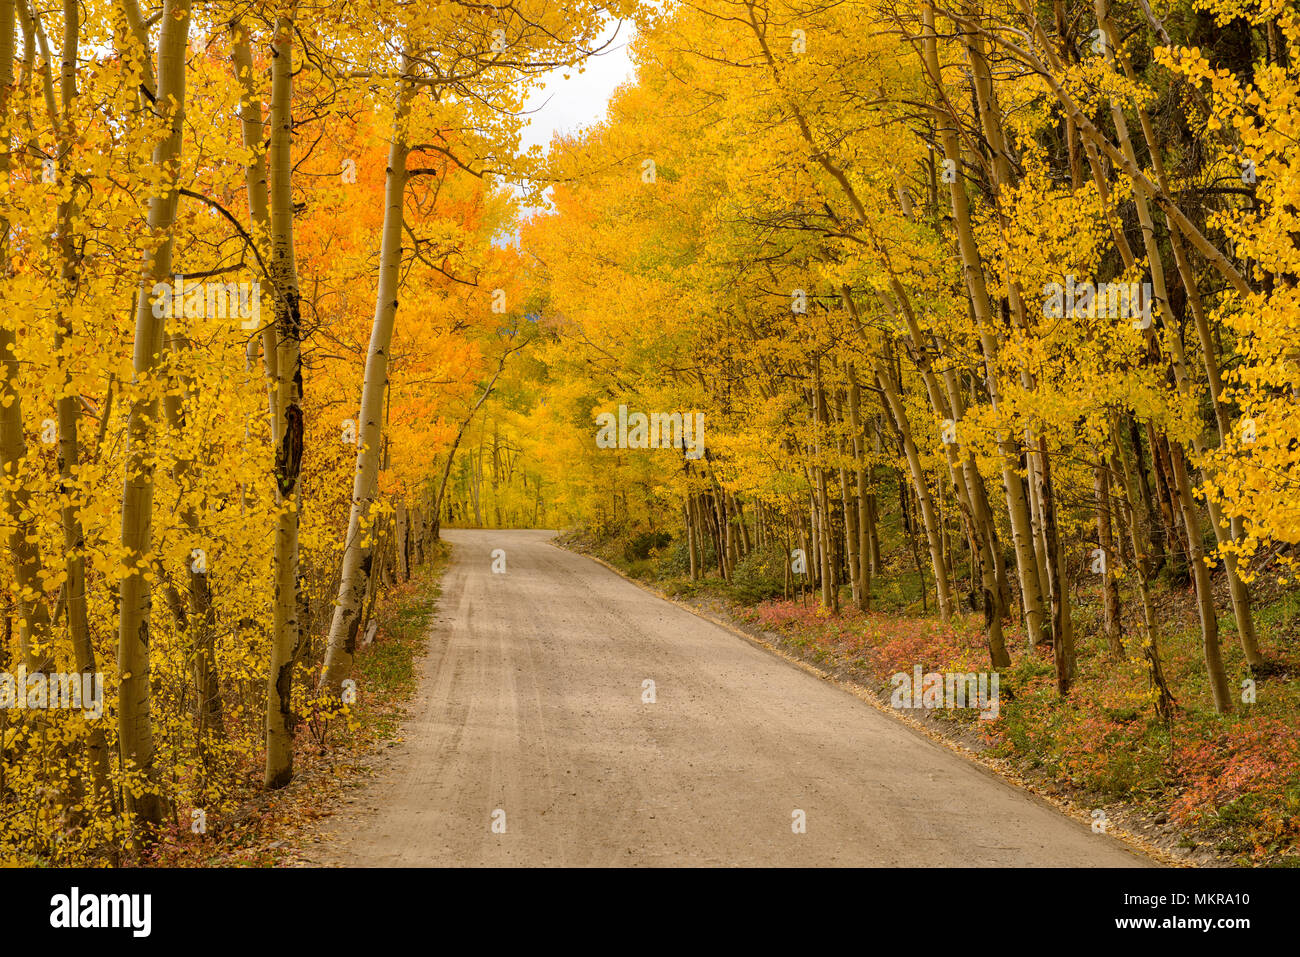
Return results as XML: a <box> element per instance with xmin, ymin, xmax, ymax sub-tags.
<box><xmin>319</xmin><ymin>53</ymin><xmax>414</xmax><ymax>697</ymax></box>
<box><xmin>918</xmin><ymin>0</ymin><xmax>1047</xmax><ymax>653</ymax></box>
<box><xmin>0</xmin><ymin>0</ymin><xmax>55</xmax><ymax>678</ymax></box>
<box><xmin>265</xmin><ymin>12</ymin><xmax>306</xmax><ymax>788</ymax></box>
<box><xmin>1092</xmin><ymin>0</ymin><xmax>1261</xmax><ymax>670</ymax></box>
<box><xmin>34</xmin><ymin>0</ymin><xmax>113</xmax><ymax>806</ymax></box>
<box><xmin>117</xmin><ymin>0</ymin><xmax>192</xmax><ymax>834</ymax></box>
<box><xmin>1084</xmin><ymin>0</ymin><xmax>1232</xmax><ymax>710</ymax></box>
<box><xmin>103</xmin><ymin>0</ymin><xmax>225</xmax><ymax>742</ymax></box>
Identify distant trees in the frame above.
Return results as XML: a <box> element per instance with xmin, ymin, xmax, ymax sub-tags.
<box><xmin>523</xmin><ymin>0</ymin><xmax>1299</xmax><ymax>715</ymax></box>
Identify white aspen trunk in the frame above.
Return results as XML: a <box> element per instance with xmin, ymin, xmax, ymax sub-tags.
<box><xmin>319</xmin><ymin>55</ymin><xmax>414</xmax><ymax>696</ymax></box>
<box><xmin>871</xmin><ymin>277</ymin><xmax>1008</xmax><ymax>662</ymax></box>
<box><xmin>848</xmin><ymin>373</ymin><xmax>871</xmax><ymax>612</ymax></box>
<box><xmin>36</xmin><ymin>0</ymin><xmax>113</xmax><ymax>808</ymax></box>
<box><xmin>265</xmin><ymin>14</ymin><xmax>306</xmax><ymax>787</ymax></box>
<box><xmin>0</xmin><ymin>0</ymin><xmax>55</xmax><ymax>676</ymax></box>
<box><xmin>873</xmin><ymin>359</ymin><xmax>954</xmax><ymax>621</ymax></box>
<box><xmin>395</xmin><ymin>501</ymin><xmax>409</xmax><ymax>582</ymax></box>
<box><xmin>230</xmin><ymin>19</ymin><xmax>280</xmax><ymax>443</ymax></box>
<box><xmin>920</xmin><ymin>0</ymin><xmax>1042</xmax><ymax>644</ymax></box>
<box><xmin>117</xmin><ymin>0</ymin><xmax>192</xmax><ymax>835</ymax></box>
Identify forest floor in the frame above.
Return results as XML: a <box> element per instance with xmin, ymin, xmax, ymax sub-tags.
<box><xmin>563</xmin><ymin>527</ymin><xmax>1300</xmax><ymax>867</ymax></box>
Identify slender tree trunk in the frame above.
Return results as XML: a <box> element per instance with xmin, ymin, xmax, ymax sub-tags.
<box><xmin>319</xmin><ymin>56</ymin><xmax>414</xmax><ymax>695</ymax></box>
<box><xmin>117</xmin><ymin>0</ymin><xmax>192</xmax><ymax>836</ymax></box>
<box><xmin>848</xmin><ymin>371</ymin><xmax>871</xmax><ymax>612</ymax></box>
<box><xmin>1169</xmin><ymin>443</ymin><xmax>1234</xmax><ymax>712</ymax></box>
<box><xmin>1094</xmin><ymin>0</ymin><xmax>1262</xmax><ymax>667</ymax></box>
<box><xmin>812</xmin><ymin>362</ymin><xmax>837</xmax><ymax>611</ymax></box>
<box><xmin>1125</xmin><ymin>417</ymin><xmax>1164</xmax><ymax>572</ymax></box>
<box><xmin>2</xmin><ymin>3</ymin><xmax>52</xmax><ymax>677</ymax></box>
<box><xmin>920</xmin><ymin>0</ymin><xmax>1042</xmax><ymax>642</ymax></box>
<box><xmin>231</xmin><ymin>20</ymin><xmax>279</xmax><ymax>444</ymax></box>
<box><xmin>265</xmin><ymin>13</ymin><xmax>306</xmax><ymax>788</ymax></box>
<box><xmin>46</xmin><ymin>0</ymin><xmax>112</xmax><ymax>808</ymax></box>
<box><xmin>1037</xmin><ymin>438</ymin><xmax>1074</xmax><ymax>692</ymax></box>
<box><xmin>685</xmin><ymin>499</ymin><xmax>697</xmax><ymax>580</ymax></box>
<box><xmin>865</xmin><ymin>480</ymin><xmax>881</xmax><ymax>574</ymax></box>
<box><xmin>872</xmin><ymin>361</ymin><xmax>952</xmax><ymax>620</ymax></box>
<box><xmin>1095</xmin><ymin>462</ymin><xmax>1124</xmax><ymax>657</ymax></box>
<box><xmin>395</xmin><ymin>502</ymin><xmax>409</xmax><ymax>581</ymax></box>
<box><xmin>1111</xmin><ymin>445</ymin><xmax>1176</xmax><ymax>721</ymax></box>
<box><xmin>962</xmin><ymin>13</ymin><xmax>1051</xmax><ymax>655</ymax></box>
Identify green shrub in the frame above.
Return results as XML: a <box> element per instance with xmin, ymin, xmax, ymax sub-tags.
<box><xmin>657</xmin><ymin>535</ymin><xmax>718</xmax><ymax>579</ymax></box>
<box><xmin>725</xmin><ymin>545</ymin><xmax>787</xmax><ymax>604</ymax></box>
<box><xmin>624</xmin><ymin>529</ymin><xmax>672</xmax><ymax>562</ymax></box>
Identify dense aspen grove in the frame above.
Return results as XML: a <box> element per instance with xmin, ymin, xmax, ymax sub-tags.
<box><xmin>2</xmin><ymin>0</ymin><xmax>1300</xmax><ymax>865</ymax></box>
<box><xmin>0</xmin><ymin>0</ymin><xmax>631</xmax><ymax>863</ymax></box>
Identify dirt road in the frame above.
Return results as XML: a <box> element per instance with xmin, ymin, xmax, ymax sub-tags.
<box><xmin>308</xmin><ymin>529</ymin><xmax>1151</xmax><ymax>866</ymax></box>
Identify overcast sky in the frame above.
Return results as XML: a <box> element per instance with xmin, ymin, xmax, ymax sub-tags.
<box><xmin>518</xmin><ymin>18</ymin><xmax>638</xmax><ymax>155</ymax></box>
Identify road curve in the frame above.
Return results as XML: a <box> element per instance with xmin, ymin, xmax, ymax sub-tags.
<box><xmin>309</xmin><ymin>528</ymin><xmax>1151</xmax><ymax>867</ymax></box>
